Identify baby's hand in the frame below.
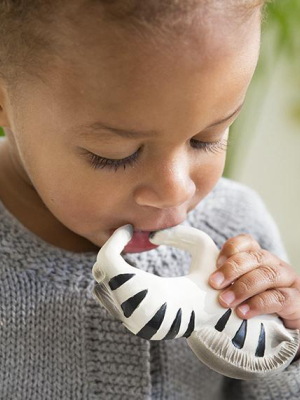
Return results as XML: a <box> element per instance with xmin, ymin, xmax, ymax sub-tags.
<box><xmin>208</xmin><ymin>233</ymin><xmax>300</xmax><ymax>360</ymax></box>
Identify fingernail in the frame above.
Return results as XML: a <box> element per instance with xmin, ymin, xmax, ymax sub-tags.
<box><xmin>209</xmin><ymin>272</ymin><xmax>225</xmax><ymax>287</ymax></box>
<box><xmin>220</xmin><ymin>290</ymin><xmax>235</xmax><ymax>305</ymax></box>
<box><xmin>217</xmin><ymin>255</ymin><xmax>227</xmax><ymax>267</ymax></box>
<box><xmin>238</xmin><ymin>304</ymin><xmax>250</xmax><ymax>315</ymax></box>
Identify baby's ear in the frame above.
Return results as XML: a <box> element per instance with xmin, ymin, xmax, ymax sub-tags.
<box><xmin>0</xmin><ymin>82</ymin><xmax>12</xmax><ymax>129</ymax></box>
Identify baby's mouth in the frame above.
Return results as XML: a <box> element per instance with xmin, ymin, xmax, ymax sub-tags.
<box><xmin>109</xmin><ymin>220</ymin><xmax>184</xmax><ymax>254</ymax></box>
<box><xmin>125</xmin><ymin>230</ymin><xmax>158</xmax><ymax>251</ymax></box>
<box><xmin>109</xmin><ymin>228</ymin><xmax>159</xmax><ymax>254</ymax></box>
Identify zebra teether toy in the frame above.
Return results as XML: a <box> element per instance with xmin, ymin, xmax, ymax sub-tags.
<box><xmin>92</xmin><ymin>224</ymin><xmax>299</xmax><ymax>380</ymax></box>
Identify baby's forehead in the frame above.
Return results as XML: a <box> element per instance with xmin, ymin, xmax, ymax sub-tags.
<box><xmin>54</xmin><ymin>4</ymin><xmax>261</xmax><ymax>79</ymax></box>
<box><xmin>19</xmin><ymin>11</ymin><xmax>258</xmax><ymax>139</ymax></box>
<box><xmin>66</xmin><ymin>2</ymin><xmax>262</xmax><ymax>74</ymax></box>
<box><xmin>0</xmin><ymin>0</ymin><xmax>263</xmax><ymax>95</ymax></box>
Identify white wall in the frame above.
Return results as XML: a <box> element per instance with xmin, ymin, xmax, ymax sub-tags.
<box><xmin>227</xmin><ymin>47</ymin><xmax>300</xmax><ymax>272</ymax></box>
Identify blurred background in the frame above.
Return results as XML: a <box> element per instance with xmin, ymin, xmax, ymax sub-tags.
<box><xmin>0</xmin><ymin>0</ymin><xmax>299</xmax><ymax>270</ymax></box>
<box><xmin>224</xmin><ymin>0</ymin><xmax>300</xmax><ymax>272</ymax></box>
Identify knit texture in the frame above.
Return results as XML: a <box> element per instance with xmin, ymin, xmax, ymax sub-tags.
<box><xmin>1</xmin><ymin>176</ymin><xmax>300</xmax><ymax>400</ymax></box>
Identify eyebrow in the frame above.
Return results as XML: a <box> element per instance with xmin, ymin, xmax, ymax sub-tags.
<box><xmin>76</xmin><ymin>101</ymin><xmax>245</xmax><ymax>139</ymax></box>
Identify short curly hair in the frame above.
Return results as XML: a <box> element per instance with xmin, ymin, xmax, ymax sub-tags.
<box><xmin>0</xmin><ymin>0</ymin><xmax>268</xmax><ymax>90</ymax></box>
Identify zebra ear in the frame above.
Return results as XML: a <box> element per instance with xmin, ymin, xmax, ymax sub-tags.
<box><xmin>92</xmin><ymin>282</ymin><xmax>124</xmax><ymax>322</ymax></box>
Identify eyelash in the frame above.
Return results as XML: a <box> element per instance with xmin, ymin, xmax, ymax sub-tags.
<box><xmin>85</xmin><ymin>138</ymin><xmax>229</xmax><ymax>172</ymax></box>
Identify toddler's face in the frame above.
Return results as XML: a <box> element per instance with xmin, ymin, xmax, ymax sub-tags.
<box><xmin>0</xmin><ymin>9</ymin><xmax>261</xmax><ymax>253</ymax></box>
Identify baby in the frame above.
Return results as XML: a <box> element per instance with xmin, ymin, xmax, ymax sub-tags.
<box><xmin>0</xmin><ymin>0</ymin><xmax>299</xmax><ymax>399</ymax></box>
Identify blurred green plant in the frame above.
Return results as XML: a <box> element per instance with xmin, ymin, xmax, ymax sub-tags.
<box><xmin>266</xmin><ymin>0</ymin><xmax>300</xmax><ymax>59</ymax></box>
<box><xmin>0</xmin><ymin>127</ymin><xmax>4</xmax><ymax>136</ymax></box>
<box><xmin>256</xmin><ymin>0</ymin><xmax>300</xmax><ymax>80</ymax></box>
<box><xmin>224</xmin><ymin>0</ymin><xmax>300</xmax><ymax>177</ymax></box>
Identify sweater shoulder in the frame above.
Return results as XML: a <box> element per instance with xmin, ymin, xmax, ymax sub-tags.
<box><xmin>189</xmin><ymin>176</ymin><xmax>270</xmax><ymax>227</ymax></box>
<box><xmin>204</xmin><ymin>176</ymin><xmax>265</xmax><ymax>209</ymax></box>
<box><xmin>187</xmin><ymin>177</ymin><xmax>289</xmax><ymax>261</ymax></box>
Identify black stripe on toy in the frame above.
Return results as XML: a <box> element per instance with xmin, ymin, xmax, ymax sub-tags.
<box><xmin>109</xmin><ymin>273</ymin><xmax>135</xmax><ymax>290</ymax></box>
<box><xmin>136</xmin><ymin>302</ymin><xmax>167</xmax><ymax>340</ymax></box>
<box><xmin>215</xmin><ymin>309</ymin><xmax>232</xmax><ymax>332</ymax></box>
<box><xmin>232</xmin><ymin>320</ymin><xmax>247</xmax><ymax>349</ymax></box>
<box><xmin>163</xmin><ymin>309</ymin><xmax>182</xmax><ymax>340</ymax></box>
<box><xmin>255</xmin><ymin>323</ymin><xmax>266</xmax><ymax>357</ymax></box>
<box><xmin>121</xmin><ymin>289</ymin><xmax>148</xmax><ymax>318</ymax></box>
<box><xmin>183</xmin><ymin>310</ymin><xmax>195</xmax><ymax>338</ymax></box>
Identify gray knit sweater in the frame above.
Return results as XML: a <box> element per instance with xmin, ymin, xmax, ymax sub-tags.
<box><xmin>1</xmin><ymin>176</ymin><xmax>300</xmax><ymax>400</ymax></box>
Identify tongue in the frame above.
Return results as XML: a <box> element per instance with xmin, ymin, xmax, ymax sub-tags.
<box><xmin>123</xmin><ymin>231</ymin><xmax>159</xmax><ymax>252</ymax></box>
<box><xmin>129</xmin><ymin>231</ymin><xmax>152</xmax><ymax>246</ymax></box>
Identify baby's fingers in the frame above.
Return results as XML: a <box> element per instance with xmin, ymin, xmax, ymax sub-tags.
<box><xmin>217</xmin><ymin>233</ymin><xmax>261</xmax><ymax>267</ymax></box>
<box><xmin>237</xmin><ymin>287</ymin><xmax>300</xmax><ymax>320</ymax></box>
<box><xmin>210</xmin><ymin>250</ymin><xmax>280</xmax><ymax>289</ymax></box>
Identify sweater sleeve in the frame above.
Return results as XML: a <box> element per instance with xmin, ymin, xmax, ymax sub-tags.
<box><xmin>220</xmin><ymin>186</ymin><xmax>300</xmax><ymax>400</ymax></box>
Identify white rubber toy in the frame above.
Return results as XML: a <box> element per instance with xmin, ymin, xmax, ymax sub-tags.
<box><xmin>92</xmin><ymin>224</ymin><xmax>299</xmax><ymax>380</ymax></box>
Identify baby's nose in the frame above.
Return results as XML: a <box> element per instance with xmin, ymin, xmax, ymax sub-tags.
<box><xmin>134</xmin><ymin>163</ymin><xmax>196</xmax><ymax>209</ymax></box>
